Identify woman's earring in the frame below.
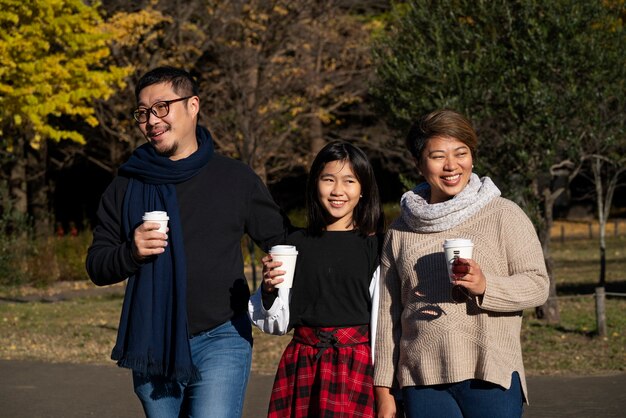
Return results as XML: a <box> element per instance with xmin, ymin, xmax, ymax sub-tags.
<box><xmin>359</xmin><ymin>194</ymin><xmax>363</xmax><ymax>198</ymax></box>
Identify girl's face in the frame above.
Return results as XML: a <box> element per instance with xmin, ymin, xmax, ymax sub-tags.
<box><xmin>317</xmin><ymin>160</ymin><xmax>362</xmax><ymax>231</ymax></box>
<box><xmin>418</xmin><ymin>135</ymin><xmax>473</xmax><ymax>204</ymax></box>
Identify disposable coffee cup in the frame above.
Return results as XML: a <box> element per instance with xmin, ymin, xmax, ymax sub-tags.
<box><xmin>269</xmin><ymin>245</ymin><xmax>298</xmax><ymax>289</ymax></box>
<box><xmin>142</xmin><ymin>211</ymin><xmax>169</xmax><ymax>234</ymax></box>
<box><xmin>443</xmin><ymin>238</ymin><xmax>474</xmax><ymax>282</ymax></box>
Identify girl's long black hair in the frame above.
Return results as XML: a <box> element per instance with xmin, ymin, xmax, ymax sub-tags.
<box><xmin>306</xmin><ymin>141</ymin><xmax>384</xmax><ymax>236</ymax></box>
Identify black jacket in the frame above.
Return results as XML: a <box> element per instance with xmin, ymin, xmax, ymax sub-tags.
<box><xmin>86</xmin><ymin>153</ymin><xmax>290</xmax><ymax>334</ymax></box>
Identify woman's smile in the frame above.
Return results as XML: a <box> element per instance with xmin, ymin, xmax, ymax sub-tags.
<box><xmin>419</xmin><ymin>135</ymin><xmax>473</xmax><ymax>204</ymax></box>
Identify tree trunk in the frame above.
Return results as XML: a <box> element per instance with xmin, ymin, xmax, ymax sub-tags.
<box><xmin>240</xmin><ymin>65</ymin><xmax>259</xmax><ymax>175</ymax></box>
<box><xmin>599</xmin><ymin>247</ymin><xmax>606</xmax><ymax>287</ymax></box>
<box><xmin>309</xmin><ymin>112</ymin><xmax>325</xmax><ymax>165</ymax></box>
<box><xmin>592</xmin><ymin>156</ymin><xmax>607</xmax><ymax>286</ymax></box>
<box><xmin>306</xmin><ymin>24</ymin><xmax>325</xmax><ymax>166</ymax></box>
<box><xmin>535</xmin><ymin>185</ymin><xmax>560</xmax><ymax>324</ymax></box>
<box><xmin>9</xmin><ymin>135</ymin><xmax>28</xmax><ymax>215</ymax></box>
<box><xmin>28</xmin><ymin>141</ymin><xmax>51</xmax><ymax>236</ymax></box>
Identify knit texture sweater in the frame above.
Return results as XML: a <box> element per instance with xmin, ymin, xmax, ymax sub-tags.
<box><xmin>373</xmin><ymin>197</ymin><xmax>549</xmax><ymax>402</ymax></box>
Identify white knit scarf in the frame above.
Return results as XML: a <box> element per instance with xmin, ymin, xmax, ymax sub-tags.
<box><xmin>401</xmin><ymin>173</ymin><xmax>501</xmax><ymax>233</ymax></box>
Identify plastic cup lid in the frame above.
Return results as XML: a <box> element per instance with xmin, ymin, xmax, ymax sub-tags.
<box><xmin>270</xmin><ymin>245</ymin><xmax>298</xmax><ymax>254</ymax></box>
<box><xmin>443</xmin><ymin>238</ymin><xmax>473</xmax><ymax>248</ymax></box>
<box><xmin>143</xmin><ymin>211</ymin><xmax>169</xmax><ymax>220</ymax></box>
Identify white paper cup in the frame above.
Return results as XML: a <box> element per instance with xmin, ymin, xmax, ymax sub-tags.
<box><xmin>443</xmin><ymin>238</ymin><xmax>474</xmax><ymax>282</ymax></box>
<box><xmin>269</xmin><ymin>245</ymin><xmax>298</xmax><ymax>289</ymax></box>
<box><xmin>142</xmin><ymin>211</ymin><xmax>169</xmax><ymax>234</ymax></box>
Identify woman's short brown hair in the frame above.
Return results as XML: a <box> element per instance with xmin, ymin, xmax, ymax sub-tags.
<box><xmin>405</xmin><ymin>109</ymin><xmax>478</xmax><ymax>161</ymax></box>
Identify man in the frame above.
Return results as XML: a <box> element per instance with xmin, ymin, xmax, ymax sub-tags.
<box><xmin>86</xmin><ymin>66</ymin><xmax>289</xmax><ymax>417</ymax></box>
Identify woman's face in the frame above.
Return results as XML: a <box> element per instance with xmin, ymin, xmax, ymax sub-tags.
<box><xmin>317</xmin><ymin>160</ymin><xmax>362</xmax><ymax>230</ymax></box>
<box><xmin>418</xmin><ymin>135</ymin><xmax>473</xmax><ymax>204</ymax></box>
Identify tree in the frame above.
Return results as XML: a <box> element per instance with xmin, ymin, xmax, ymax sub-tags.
<box><xmin>85</xmin><ymin>7</ymin><xmax>175</xmax><ymax>175</ymax></box>
<box><xmin>197</xmin><ymin>0</ymin><xmax>385</xmax><ymax>182</ymax></box>
<box><xmin>370</xmin><ymin>0</ymin><xmax>624</xmax><ymax>323</ymax></box>
<box><xmin>289</xmin><ymin>1</ymin><xmax>380</xmax><ymax>164</ymax></box>
<box><xmin>194</xmin><ymin>1</ymin><xmax>310</xmax><ymax>181</ymax></box>
<box><xmin>578</xmin><ymin>1</ymin><xmax>626</xmax><ymax>287</ymax></box>
<box><xmin>585</xmin><ymin>154</ymin><xmax>626</xmax><ymax>285</ymax></box>
<box><xmin>91</xmin><ymin>1</ymin><xmax>394</xmax><ymax>187</ymax></box>
<box><xmin>0</xmin><ymin>0</ymin><xmax>129</xmax><ymax>232</ymax></box>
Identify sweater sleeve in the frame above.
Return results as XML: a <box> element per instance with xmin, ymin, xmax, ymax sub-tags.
<box><xmin>373</xmin><ymin>233</ymin><xmax>403</xmax><ymax>388</ymax></box>
<box><xmin>244</xmin><ymin>174</ymin><xmax>291</xmax><ymax>252</ymax></box>
<box><xmin>85</xmin><ymin>177</ymin><xmax>142</xmax><ymax>286</ymax></box>
<box><xmin>478</xmin><ymin>202</ymin><xmax>550</xmax><ymax>312</ymax></box>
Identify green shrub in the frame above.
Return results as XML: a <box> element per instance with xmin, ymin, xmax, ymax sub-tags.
<box><xmin>0</xmin><ymin>208</ymin><xmax>91</xmax><ymax>286</ymax></box>
<box><xmin>55</xmin><ymin>232</ymin><xmax>92</xmax><ymax>282</ymax></box>
<box><xmin>0</xmin><ymin>205</ymin><xmax>35</xmax><ymax>286</ymax></box>
<box><xmin>23</xmin><ymin>236</ymin><xmax>62</xmax><ymax>288</ymax></box>
<box><xmin>0</xmin><ymin>233</ymin><xmax>26</xmax><ymax>286</ymax></box>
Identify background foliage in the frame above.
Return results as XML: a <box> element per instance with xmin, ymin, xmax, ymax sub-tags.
<box><xmin>370</xmin><ymin>0</ymin><xmax>626</xmax><ymax>322</ymax></box>
<box><xmin>0</xmin><ymin>0</ymin><xmax>132</xmax><ymax>242</ymax></box>
<box><xmin>0</xmin><ymin>1</ymin><xmax>624</xmax><ymax>327</ymax></box>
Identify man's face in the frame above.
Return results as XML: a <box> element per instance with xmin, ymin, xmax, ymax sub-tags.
<box><xmin>135</xmin><ymin>82</ymin><xmax>199</xmax><ymax>160</ymax></box>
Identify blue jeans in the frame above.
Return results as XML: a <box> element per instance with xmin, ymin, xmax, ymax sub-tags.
<box><xmin>133</xmin><ymin>314</ymin><xmax>253</xmax><ymax>418</ymax></box>
<box><xmin>402</xmin><ymin>372</ymin><xmax>523</xmax><ymax>418</ymax></box>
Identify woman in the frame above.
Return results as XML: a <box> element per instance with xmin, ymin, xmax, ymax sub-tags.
<box><xmin>374</xmin><ymin>109</ymin><xmax>549</xmax><ymax>418</ymax></box>
<box><xmin>249</xmin><ymin>141</ymin><xmax>385</xmax><ymax>417</ymax></box>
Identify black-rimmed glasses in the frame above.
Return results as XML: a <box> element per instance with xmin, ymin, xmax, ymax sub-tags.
<box><xmin>132</xmin><ymin>96</ymin><xmax>193</xmax><ymax>123</ymax></box>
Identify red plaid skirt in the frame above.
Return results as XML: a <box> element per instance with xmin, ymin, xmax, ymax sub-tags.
<box><xmin>267</xmin><ymin>325</ymin><xmax>375</xmax><ymax>418</ymax></box>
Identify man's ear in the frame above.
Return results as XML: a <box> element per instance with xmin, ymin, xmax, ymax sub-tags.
<box><xmin>188</xmin><ymin>96</ymin><xmax>200</xmax><ymax>117</ymax></box>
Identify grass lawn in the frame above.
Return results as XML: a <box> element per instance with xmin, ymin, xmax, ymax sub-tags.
<box><xmin>522</xmin><ymin>234</ymin><xmax>626</xmax><ymax>375</ymax></box>
<box><xmin>0</xmin><ymin>234</ymin><xmax>624</xmax><ymax>376</ymax></box>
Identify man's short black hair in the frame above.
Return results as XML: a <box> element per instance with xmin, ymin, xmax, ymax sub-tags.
<box><xmin>135</xmin><ymin>66</ymin><xmax>199</xmax><ymax>101</ymax></box>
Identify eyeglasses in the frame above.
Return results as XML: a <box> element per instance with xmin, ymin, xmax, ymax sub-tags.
<box><xmin>132</xmin><ymin>96</ymin><xmax>193</xmax><ymax>123</ymax></box>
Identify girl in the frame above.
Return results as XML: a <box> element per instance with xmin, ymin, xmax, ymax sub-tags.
<box><xmin>249</xmin><ymin>141</ymin><xmax>385</xmax><ymax>417</ymax></box>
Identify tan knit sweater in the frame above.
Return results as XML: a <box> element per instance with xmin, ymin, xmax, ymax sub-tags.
<box><xmin>373</xmin><ymin>197</ymin><xmax>549</xmax><ymax>402</ymax></box>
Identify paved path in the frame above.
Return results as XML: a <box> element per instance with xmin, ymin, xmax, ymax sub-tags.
<box><xmin>1</xmin><ymin>360</ymin><xmax>625</xmax><ymax>417</ymax></box>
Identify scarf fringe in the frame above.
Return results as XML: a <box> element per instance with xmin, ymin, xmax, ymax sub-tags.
<box><xmin>112</xmin><ymin>349</ymin><xmax>202</xmax><ymax>384</ymax></box>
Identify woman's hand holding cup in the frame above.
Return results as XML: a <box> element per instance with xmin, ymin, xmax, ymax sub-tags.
<box><xmin>451</xmin><ymin>257</ymin><xmax>487</xmax><ymax>297</ymax></box>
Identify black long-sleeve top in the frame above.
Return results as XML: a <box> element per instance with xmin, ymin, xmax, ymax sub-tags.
<box><xmin>86</xmin><ymin>153</ymin><xmax>290</xmax><ymax>334</ymax></box>
<box><xmin>285</xmin><ymin>229</ymin><xmax>381</xmax><ymax>327</ymax></box>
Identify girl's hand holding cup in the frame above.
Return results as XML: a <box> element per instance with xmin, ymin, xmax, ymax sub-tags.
<box><xmin>261</xmin><ymin>255</ymin><xmax>285</xmax><ymax>293</ymax></box>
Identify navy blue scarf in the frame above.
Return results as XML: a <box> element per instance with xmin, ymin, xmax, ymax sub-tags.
<box><xmin>111</xmin><ymin>126</ymin><xmax>214</xmax><ymax>383</ymax></box>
